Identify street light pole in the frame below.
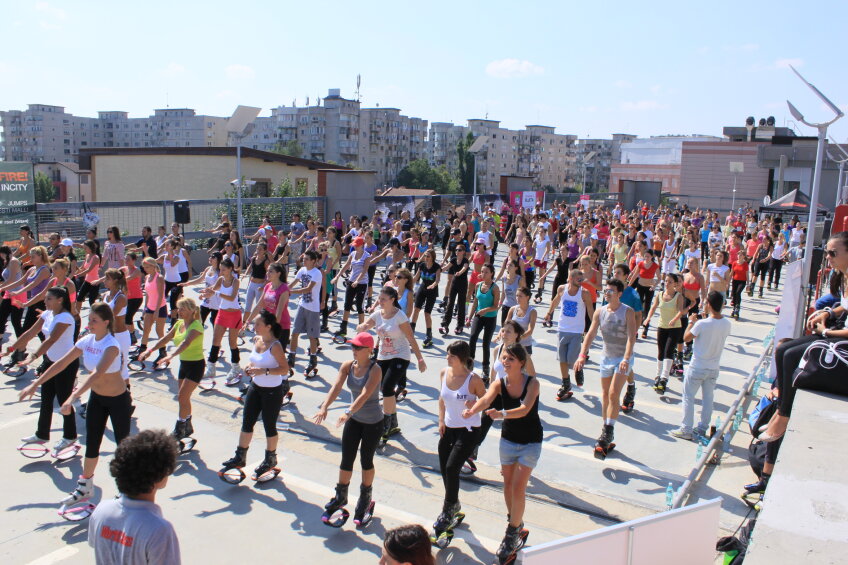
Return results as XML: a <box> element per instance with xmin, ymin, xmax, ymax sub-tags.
<box><xmin>236</xmin><ymin>141</ymin><xmax>243</xmax><ymax>236</ymax></box>
<box><xmin>786</xmin><ymin>65</ymin><xmax>844</xmax><ymax>338</ymax></box>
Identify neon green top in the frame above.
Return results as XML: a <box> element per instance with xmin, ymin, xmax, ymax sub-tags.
<box><xmin>174</xmin><ymin>319</ymin><xmax>205</xmax><ymax>361</ymax></box>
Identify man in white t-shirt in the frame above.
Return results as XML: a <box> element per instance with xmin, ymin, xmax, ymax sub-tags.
<box><xmin>288</xmin><ymin>249</ymin><xmax>323</xmax><ymax>372</ymax></box>
<box><xmin>671</xmin><ymin>291</ymin><xmax>732</xmax><ymax>440</ymax></box>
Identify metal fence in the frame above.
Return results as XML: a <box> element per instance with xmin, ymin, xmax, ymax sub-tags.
<box><xmin>35</xmin><ymin>197</ymin><xmax>326</xmax><ymax>247</ymax></box>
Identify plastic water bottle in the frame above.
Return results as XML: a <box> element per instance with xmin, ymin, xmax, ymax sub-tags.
<box><xmin>665</xmin><ymin>482</ymin><xmax>674</xmax><ymax>510</ymax></box>
<box><xmin>734</xmin><ymin>410</ymin><xmax>743</xmax><ymax>432</ymax></box>
<box><xmin>696</xmin><ymin>439</ymin><xmax>704</xmax><ymax>461</ymax></box>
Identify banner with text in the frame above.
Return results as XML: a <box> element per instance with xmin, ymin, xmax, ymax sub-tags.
<box><xmin>510</xmin><ymin>191</ymin><xmax>545</xmax><ymax>214</ymax></box>
<box><xmin>0</xmin><ymin>162</ymin><xmax>36</xmax><ymax>245</ymax></box>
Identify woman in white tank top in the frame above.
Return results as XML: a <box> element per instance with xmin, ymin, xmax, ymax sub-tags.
<box><xmin>433</xmin><ymin>340</ymin><xmax>486</xmax><ymax>538</ymax></box>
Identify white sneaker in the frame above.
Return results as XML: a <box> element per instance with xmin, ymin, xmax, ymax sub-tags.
<box><xmin>52</xmin><ymin>438</ymin><xmax>76</xmax><ymax>454</ymax></box>
<box><xmin>225</xmin><ymin>366</ymin><xmax>242</xmax><ymax>386</ymax></box>
<box><xmin>204</xmin><ymin>362</ymin><xmax>217</xmax><ymax>380</ymax></box>
<box><xmin>20</xmin><ymin>434</ymin><xmax>45</xmax><ymax>444</ymax></box>
<box><xmin>60</xmin><ymin>476</ymin><xmax>94</xmax><ymax>505</ymax></box>
<box><xmin>670</xmin><ymin>427</ymin><xmax>694</xmax><ymax>441</ymax></box>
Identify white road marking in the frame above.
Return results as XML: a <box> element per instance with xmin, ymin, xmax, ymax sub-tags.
<box><xmin>24</xmin><ymin>547</ymin><xmax>79</xmax><ymax>565</ymax></box>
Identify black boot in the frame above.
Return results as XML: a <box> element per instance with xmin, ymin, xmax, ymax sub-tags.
<box><xmin>354</xmin><ymin>484</ymin><xmax>373</xmax><ymax>525</ymax></box>
<box><xmin>222</xmin><ymin>446</ymin><xmax>248</xmax><ymax>469</ymax></box>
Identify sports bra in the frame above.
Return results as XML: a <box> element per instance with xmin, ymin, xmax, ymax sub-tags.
<box><xmin>107</xmin><ymin>290</ymin><xmax>127</xmax><ymax>317</ymax></box>
<box><xmin>682</xmin><ymin>277</ymin><xmax>701</xmax><ymax>291</ymax></box>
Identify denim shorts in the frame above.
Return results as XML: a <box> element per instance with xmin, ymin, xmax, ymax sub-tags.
<box><xmin>499</xmin><ymin>439</ymin><xmax>542</xmax><ymax>469</ymax></box>
<box><xmin>599</xmin><ymin>354</ymin><xmax>634</xmax><ymax>379</ymax></box>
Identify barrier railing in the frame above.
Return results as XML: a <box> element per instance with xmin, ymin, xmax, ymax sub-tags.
<box><xmin>671</xmin><ymin>329</ymin><xmax>775</xmax><ymax>509</ymax></box>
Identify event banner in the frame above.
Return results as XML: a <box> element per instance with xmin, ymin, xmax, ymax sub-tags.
<box><xmin>509</xmin><ymin>190</ymin><xmax>545</xmax><ymax>214</ymax></box>
<box><xmin>0</xmin><ymin>162</ymin><xmax>36</xmax><ymax>245</ymax></box>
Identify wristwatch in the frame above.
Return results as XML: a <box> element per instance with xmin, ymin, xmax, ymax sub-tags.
<box><xmin>500</xmin><ymin>409</ymin><xmax>508</xmax><ymax>419</ymax></box>
<box><xmin>265</xmin><ymin>368</ymin><xmax>270</xmax><ymax>375</ymax></box>
<box><xmin>344</xmin><ymin>408</ymin><xmax>352</xmax><ymax>416</ymax></box>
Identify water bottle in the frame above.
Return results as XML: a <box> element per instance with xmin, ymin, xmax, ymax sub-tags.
<box><xmin>696</xmin><ymin>440</ymin><xmax>704</xmax><ymax>461</ymax></box>
<box><xmin>734</xmin><ymin>410</ymin><xmax>743</xmax><ymax>432</ymax></box>
<box><xmin>665</xmin><ymin>482</ymin><xmax>674</xmax><ymax>510</ymax></box>
<box><xmin>711</xmin><ymin>416</ymin><xmax>720</xmax><ymax>438</ymax></box>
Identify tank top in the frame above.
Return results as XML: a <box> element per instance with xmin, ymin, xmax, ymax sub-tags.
<box><xmin>476</xmin><ymin>282</ymin><xmax>497</xmax><ymax>318</ymax></box>
<box><xmin>501</xmin><ymin>274</ymin><xmax>520</xmax><ymax>307</ymax></box>
<box><xmin>49</xmin><ymin>277</ymin><xmax>77</xmax><ymax>303</ymax></box>
<box><xmin>599</xmin><ymin>303</ymin><xmax>632</xmax><ymax>358</ymax></box>
<box><xmin>441</xmin><ymin>371</ymin><xmax>481</xmax><ymax>430</ymax></box>
<box><xmin>83</xmin><ymin>255</ymin><xmax>100</xmax><ymax>284</ymax></box>
<box><xmin>349</xmin><ymin>250</ymin><xmax>370</xmax><ymax>282</ymax></box>
<box><xmin>163</xmin><ymin>253</ymin><xmax>181</xmax><ymax>283</ymax></box>
<box><xmin>500</xmin><ymin>375</ymin><xmax>543</xmax><ymax>445</ymax></box>
<box><xmin>262</xmin><ymin>282</ymin><xmax>290</xmax><ymax>329</ymax></box>
<box><xmin>123</xmin><ymin>267</ymin><xmax>143</xmax><ymax>300</ymax></box>
<box><xmin>106</xmin><ymin>290</ymin><xmax>127</xmax><ymax>317</ymax></box>
<box><xmin>771</xmin><ymin>243</ymin><xmax>785</xmax><ymax>260</ymax></box>
<box><xmin>247</xmin><ymin>339</ymin><xmax>285</xmax><ymax>388</ymax></box>
<box><xmin>613</xmin><ymin>244</ymin><xmax>628</xmax><ymax>264</ymax></box>
<box><xmin>511</xmin><ymin>305</ymin><xmax>535</xmax><ymax>346</ymax></box>
<box><xmin>658</xmin><ymin>292</ymin><xmax>682</xmax><ymax>329</ymax></box>
<box><xmin>346</xmin><ymin>361</ymin><xmax>383</xmax><ymax>425</ymax></box>
<box><xmin>327</xmin><ymin>245</ymin><xmax>340</xmax><ymax>270</ymax></box>
<box><xmin>177</xmin><ymin>250</ymin><xmax>189</xmax><ymax>274</ymax></box>
<box><xmin>250</xmin><ymin>255</ymin><xmax>268</xmax><ymax>280</ymax></box>
<box><xmin>398</xmin><ymin>288</ymin><xmax>411</xmax><ymax>312</ymax></box>
<box><xmin>558</xmin><ymin>286</ymin><xmax>586</xmax><ymax>333</ymax></box>
<box><xmin>26</xmin><ymin>266</ymin><xmax>49</xmax><ymax>300</ymax></box>
<box><xmin>202</xmin><ymin>268</ymin><xmax>221</xmax><ymax>309</ymax></box>
<box><xmin>3</xmin><ymin>265</ymin><xmax>24</xmax><ymax>301</ymax></box>
<box><xmin>217</xmin><ymin>277</ymin><xmax>241</xmax><ymax>310</ymax></box>
<box><xmin>144</xmin><ymin>273</ymin><xmax>166</xmax><ymax>310</ymax></box>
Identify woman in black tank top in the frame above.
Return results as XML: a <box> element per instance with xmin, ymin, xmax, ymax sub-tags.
<box><xmin>461</xmin><ymin>343</ymin><xmax>540</xmax><ymax>560</ymax></box>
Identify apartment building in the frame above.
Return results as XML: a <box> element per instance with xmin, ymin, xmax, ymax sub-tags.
<box><xmin>575</xmin><ymin>133</ymin><xmax>637</xmax><ymax>193</ymax></box>
<box><xmin>0</xmin><ymin>104</ymin><xmax>230</xmax><ymax>164</ymax></box>
<box><xmin>358</xmin><ymin>107</ymin><xmax>427</xmax><ymax>188</ymax></box>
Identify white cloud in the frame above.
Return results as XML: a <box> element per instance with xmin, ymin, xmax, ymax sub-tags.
<box><xmin>774</xmin><ymin>58</ymin><xmax>803</xmax><ymax>69</ymax></box>
<box><xmin>579</xmin><ymin>105</ymin><xmax>599</xmax><ymax>113</ymax></box>
<box><xmin>162</xmin><ymin>62</ymin><xmax>185</xmax><ymax>77</ymax></box>
<box><xmin>649</xmin><ymin>84</ymin><xmax>662</xmax><ymax>94</ymax></box>
<box><xmin>485</xmin><ymin>58</ymin><xmax>544</xmax><ymax>79</ymax></box>
<box><xmin>225</xmin><ymin>64</ymin><xmax>255</xmax><ymax>80</ymax></box>
<box><xmin>613</xmin><ymin>80</ymin><xmax>632</xmax><ymax>89</ymax></box>
<box><xmin>35</xmin><ymin>1</ymin><xmax>66</xmax><ymax>19</ymax></box>
<box><xmin>619</xmin><ymin>100</ymin><xmax>664</xmax><ymax>112</ymax></box>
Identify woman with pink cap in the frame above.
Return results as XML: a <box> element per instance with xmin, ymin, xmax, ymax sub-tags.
<box><xmin>332</xmin><ymin>237</ymin><xmax>372</xmax><ymax>341</ymax></box>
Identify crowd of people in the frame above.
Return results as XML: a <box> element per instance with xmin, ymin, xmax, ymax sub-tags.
<box><xmin>6</xmin><ymin>198</ymin><xmax>818</xmax><ymax>564</ymax></box>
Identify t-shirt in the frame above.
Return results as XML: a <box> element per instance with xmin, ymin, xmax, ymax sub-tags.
<box><xmin>174</xmin><ymin>319</ymin><xmax>204</xmax><ymax>361</ymax></box>
<box><xmin>370</xmin><ymin>309</ymin><xmax>411</xmax><ymax>361</ymax></box>
<box><xmin>637</xmin><ymin>261</ymin><xmax>659</xmax><ymax>280</ymax></box>
<box><xmin>76</xmin><ymin>333</ymin><xmax>122</xmax><ymax>373</ymax></box>
<box><xmin>417</xmin><ymin>262</ymin><xmax>440</xmax><ymax>289</ymax></box>
<box><xmin>690</xmin><ymin>316</ymin><xmax>732</xmax><ymax>371</ymax></box>
<box><xmin>41</xmin><ymin>310</ymin><xmax>75</xmax><ymax>361</ymax></box>
<box><xmin>731</xmin><ymin>261</ymin><xmax>749</xmax><ymax>281</ymax></box>
<box><xmin>295</xmin><ymin>267</ymin><xmax>322</xmax><ymax>313</ymax></box>
<box><xmin>135</xmin><ymin>236</ymin><xmax>158</xmax><ymax>259</ymax></box>
<box><xmin>447</xmin><ymin>256</ymin><xmax>469</xmax><ymax>278</ymax></box>
<box><xmin>262</xmin><ymin>282</ymin><xmax>290</xmax><ymax>329</ymax></box>
<box><xmin>620</xmin><ymin>286</ymin><xmax>643</xmax><ymax>313</ymax></box>
<box><xmin>88</xmin><ymin>496</ymin><xmax>181</xmax><ymax>565</ymax></box>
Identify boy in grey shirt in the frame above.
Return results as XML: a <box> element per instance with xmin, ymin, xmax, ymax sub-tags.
<box><xmin>89</xmin><ymin>430</ymin><xmax>181</xmax><ymax>565</ymax></box>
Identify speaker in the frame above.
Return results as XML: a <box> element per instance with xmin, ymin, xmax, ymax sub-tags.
<box><xmin>174</xmin><ymin>200</ymin><xmax>190</xmax><ymax>224</ymax></box>
<box><xmin>430</xmin><ymin>195</ymin><xmax>441</xmax><ymax>211</ymax></box>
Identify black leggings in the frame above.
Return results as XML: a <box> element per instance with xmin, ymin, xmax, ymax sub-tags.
<box><xmin>657</xmin><ymin>327</ymin><xmax>683</xmax><ymax>360</ymax></box>
<box><xmin>241</xmin><ymin>381</ymin><xmax>288</xmax><ymax>437</ymax></box>
<box><xmin>125</xmin><ymin>298</ymin><xmax>143</xmax><ymax>326</ymax></box>
<box><xmin>340</xmin><ymin>417</ymin><xmax>382</xmax><ymax>472</ymax></box>
<box><xmin>634</xmin><ymin>282</ymin><xmax>654</xmax><ymax>314</ymax></box>
<box><xmin>438</xmin><ymin>426</ymin><xmax>480</xmax><ymax>504</ymax></box>
<box><xmin>731</xmin><ymin>279</ymin><xmax>746</xmax><ymax>307</ymax></box>
<box><xmin>443</xmin><ymin>278</ymin><xmax>467</xmax><ymax>329</ymax></box>
<box><xmin>524</xmin><ymin>269</ymin><xmax>535</xmax><ymax>290</ymax></box>
<box><xmin>200</xmin><ymin>306</ymin><xmax>218</xmax><ymax>326</ymax></box>
<box><xmin>0</xmin><ymin>298</ymin><xmax>23</xmax><ymax>337</ymax></box>
<box><xmin>22</xmin><ymin>301</ymin><xmax>45</xmax><ymax>334</ymax></box>
<box><xmin>165</xmin><ymin>280</ymin><xmax>182</xmax><ymax>317</ymax></box>
<box><xmin>343</xmin><ymin>282</ymin><xmax>367</xmax><ymax>314</ymax></box>
<box><xmin>775</xmin><ymin>334</ymin><xmax>836</xmax><ymax>418</ymax></box>
<box><xmin>378</xmin><ymin>358</ymin><xmax>410</xmax><ymax>397</ymax></box>
<box><xmin>77</xmin><ymin>281</ymin><xmax>101</xmax><ymax>306</ymax></box>
<box><xmin>37</xmin><ymin>358</ymin><xmax>79</xmax><ymax>440</ymax></box>
<box><xmin>767</xmin><ymin>258</ymin><xmax>783</xmax><ymax>287</ymax></box>
<box><xmin>85</xmin><ymin>390</ymin><xmax>132</xmax><ymax>458</ymax></box>
<box><xmin>469</xmin><ymin>315</ymin><xmax>497</xmax><ymax>369</ymax></box>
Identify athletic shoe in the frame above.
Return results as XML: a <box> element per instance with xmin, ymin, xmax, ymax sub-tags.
<box><xmin>52</xmin><ymin>438</ymin><xmax>76</xmax><ymax>453</ymax></box>
<box><xmin>670</xmin><ymin>427</ymin><xmax>694</xmax><ymax>441</ymax></box>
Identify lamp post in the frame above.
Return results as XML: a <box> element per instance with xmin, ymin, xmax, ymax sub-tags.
<box><xmin>226</xmin><ymin>105</ymin><xmax>261</xmax><ymax>235</ymax></box>
<box><xmin>581</xmin><ymin>150</ymin><xmax>597</xmax><ymax>196</ymax></box>
<box><xmin>785</xmin><ymin>65</ymin><xmax>844</xmax><ymax>338</ymax></box>
<box><xmin>828</xmin><ymin>138</ymin><xmax>848</xmax><ymax>208</ymax></box>
<box><xmin>729</xmin><ymin>161</ymin><xmax>744</xmax><ymax>214</ymax></box>
<box><xmin>467</xmin><ymin>135</ymin><xmax>488</xmax><ymax>212</ymax></box>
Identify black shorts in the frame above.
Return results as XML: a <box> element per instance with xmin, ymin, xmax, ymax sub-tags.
<box><xmin>378</xmin><ymin>358</ymin><xmax>410</xmax><ymax>397</ymax></box>
<box><xmin>684</xmin><ymin>296</ymin><xmax>701</xmax><ymax>316</ymax></box>
<box><xmin>178</xmin><ymin>359</ymin><xmax>205</xmax><ymax>383</ymax></box>
<box><xmin>414</xmin><ymin>286</ymin><xmax>439</xmax><ymax>313</ymax></box>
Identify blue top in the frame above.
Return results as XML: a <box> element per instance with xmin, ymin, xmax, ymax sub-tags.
<box><xmin>476</xmin><ymin>282</ymin><xmax>497</xmax><ymax>318</ymax></box>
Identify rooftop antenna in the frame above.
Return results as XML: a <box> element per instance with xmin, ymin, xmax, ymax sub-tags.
<box><xmin>306</xmin><ymin>96</ymin><xmax>309</xmax><ymax>106</ymax></box>
<box><xmin>355</xmin><ymin>74</ymin><xmax>361</xmax><ymax>102</ymax></box>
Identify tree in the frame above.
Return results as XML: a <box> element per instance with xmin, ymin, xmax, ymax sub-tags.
<box><xmin>396</xmin><ymin>159</ymin><xmax>459</xmax><ymax>194</ymax></box>
<box><xmin>34</xmin><ymin>171</ymin><xmax>57</xmax><ymax>203</ymax></box>
<box><xmin>456</xmin><ymin>132</ymin><xmax>476</xmax><ymax>194</ymax></box>
<box><xmin>273</xmin><ymin>139</ymin><xmax>304</xmax><ymax>158</ymax></box>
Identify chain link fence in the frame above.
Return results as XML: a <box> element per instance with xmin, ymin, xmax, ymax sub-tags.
<box><xmin>35</xmin><ymin>197</ymin><xmax>326</xmax><ymax>248</ymax></box>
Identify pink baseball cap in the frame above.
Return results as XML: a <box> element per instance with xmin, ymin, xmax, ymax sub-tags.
<box><xmin>349</xmin><ymin>332</ymin><xmax>374</xmax><ymax>349</ymax></box>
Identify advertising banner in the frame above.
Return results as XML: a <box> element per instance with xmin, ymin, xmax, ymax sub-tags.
<box><xmin>0</xmin><ymin>162</ymin><xmax>36</xmax><ymax>245</ymax></box>
<box><xmin>509</xmin><ymin>191</ymin><xmax>545</xmax><ymax>213</ymax></box>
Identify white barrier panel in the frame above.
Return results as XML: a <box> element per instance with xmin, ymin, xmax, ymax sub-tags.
<box><xmin>521</xmin><ymin>498</ymin><xmax>721</xmax><ymax>565</ymax></box>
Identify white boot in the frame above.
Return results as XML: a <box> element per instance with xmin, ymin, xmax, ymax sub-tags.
<box><xmin>60</xmin><ymin>475</ymin><xmax>94</xmax><ymax>506</ymax></box>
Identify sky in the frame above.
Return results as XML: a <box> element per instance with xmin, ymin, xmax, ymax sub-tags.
<box><xmin>4</xmin><ymin>0</ymin><xmax>848</xmax><ymax>141</ymax></box>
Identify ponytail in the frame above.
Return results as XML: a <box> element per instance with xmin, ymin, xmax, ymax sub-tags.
<box><xmin>258</xmin><ymin>310</ymin><xmax>283</xmax><ymax>340</ymax></box>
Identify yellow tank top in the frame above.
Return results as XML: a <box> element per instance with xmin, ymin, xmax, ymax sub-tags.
<box><xmin>613</xmin><ymin>244</ymin><xmax>628</xmax><ymax>264</ymax></box>
<box><xmin>328</xmin><ymin>245</ymin><xmax>340</xmax><ymax>270</ymax></box>
<box><xmin>659</xmin><ymin>292</ymin><xmax>682</xmax><ymax>329</ymax></box>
